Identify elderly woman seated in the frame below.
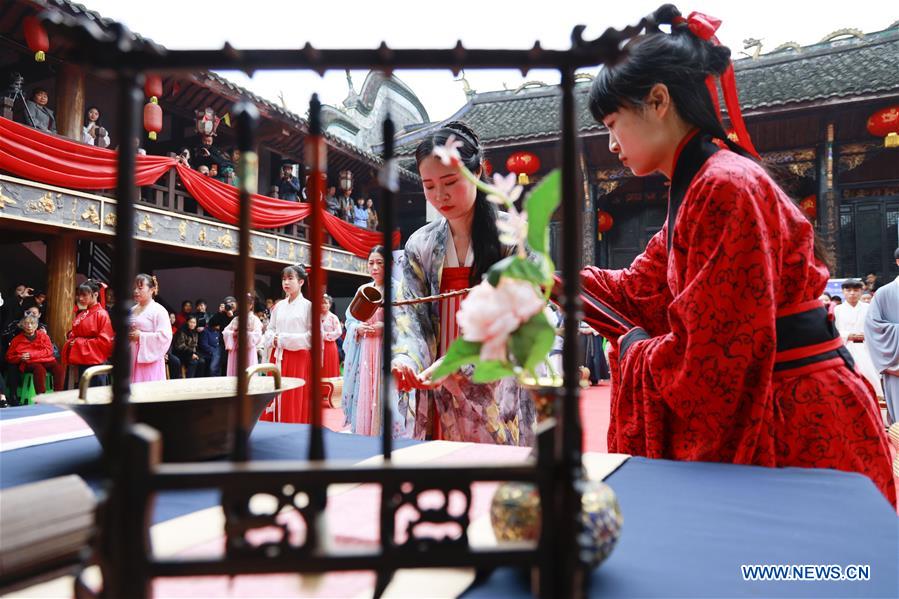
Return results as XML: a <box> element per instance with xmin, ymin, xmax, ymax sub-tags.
<box><xmin>5</xmin><ymin>314</ymin><xmax>64</xmax><ymax>403</ymax></box>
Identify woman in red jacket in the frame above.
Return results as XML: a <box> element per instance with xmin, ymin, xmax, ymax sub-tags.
<box><xmin>580</xmin><ymin>5</ymin><xmax>894</xmax><ymax>504</ymax></box>
<box><xmin>64</xmin><ymin>279</ymin><xmax>114</xmax><ymax>386</ymax></box>
<box><xmin>6</xmin><ymin>314</ymin><xmax>65</xmax><ymax>395</ymax></box>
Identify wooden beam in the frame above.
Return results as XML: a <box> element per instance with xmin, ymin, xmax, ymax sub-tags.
<box><xmin>55</xmin><ymin>64</ymin><xmax>85</xmax><ymax>141</ymax></box>
<box><xmin>46</xmin><ymin>234</ymin><xmax>77</xmax><ymax>349</ymax></box>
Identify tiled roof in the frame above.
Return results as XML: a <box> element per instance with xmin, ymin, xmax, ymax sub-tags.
<box><xmin>731</xmin><ymin>28</ymin><xmax>899</xmax><ymax>110</ymax></box>
<box><xmin>392</xmin><ymin>26</ymin><xmax>899</xmax><ymax>154</ymax></box>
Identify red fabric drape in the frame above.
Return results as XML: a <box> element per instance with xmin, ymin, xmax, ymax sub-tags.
<box><xmin>322</xmin><ymin>208</ymin><xmax>400</xmax><ymax>257</ymax></box>
<box><xmin>0</xmin><ymin>115</ymin><xmax>176</xmax><ymax>188</ymax></box>
<box><xmin>176</xmin><ymin>164</ymin><xmax>311</xmax><ymax>228</ymax></box>
<box><xmin>0</xmin><ymin>116</ymin><xmax>400</xmax><ymax>258</ymax></box>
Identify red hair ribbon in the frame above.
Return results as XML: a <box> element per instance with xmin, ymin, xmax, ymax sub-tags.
<box><xmin>99</xmin><ymin>282</ymin><xmax>107</xmax><ymax>309</ymax></box>
<box><xmin>672</xmin><ymin>12</ymin><xmax>760</xmax><ymax>159</ymax></box>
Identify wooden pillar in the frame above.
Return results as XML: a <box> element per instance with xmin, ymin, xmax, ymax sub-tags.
<box><xmin>55</xmin><ymin>64</ymin><xmax>86</xmax><ymax>141</ymax></box>
<box><xmin>2</xmin><ymin>96</ymin><xmax>13</xmax><ymax>120</ymax></box>
<box><xmin>580</xmin><ymin>153</ymin><xmax>595</xmax><ymax>267</ymax></box>
<box><xmin>47</xmin><ymin>235</ymin><xmax>77</xmax><ymax>348</ymax></box>
<box><xmin>818</xmin><ymin>122</ymin><xmax>839</xmax><ymax>271</ymax></box>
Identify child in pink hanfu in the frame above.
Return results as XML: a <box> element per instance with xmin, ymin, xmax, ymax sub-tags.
<box><xmin>129</xmin><ymin>274</ymin><xmax>172</xmax><ymax>383</ymax></box>
<box><xmin>223</xmin><ymin>294</ymin><xmax>264</xmax><ymax>376</ymax></box>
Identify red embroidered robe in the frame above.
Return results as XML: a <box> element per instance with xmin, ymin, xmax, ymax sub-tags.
<box><xmin>64</xmin><ymin>303</ymin><xmax>114</xmax><ymax>366</ymax></box>
<box><xmin>581</xmin><ymin>133</ymin><xmax>896</xmax><ymax>505</ymax></box>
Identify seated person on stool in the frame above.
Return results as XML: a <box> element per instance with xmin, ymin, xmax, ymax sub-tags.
<box><xmin>198</xmin><ymin>320</ymin><xmax>223</xmax><ymax>376</ymax></box>
<box><xmin>5</xmin><ymin>315</ymin><xmax>64</xmax><ymax>403</ymax></box>
<box><xmin>172</xmin><ymin>316</ymin><xmax>205</xmax><ymax>378</ymax></box>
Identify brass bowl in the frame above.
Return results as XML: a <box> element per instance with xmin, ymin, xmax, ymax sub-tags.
<box><xmin>34</xmin><ymin>364</ymin><xmax>303</xmax><ymax>462</ymax></box>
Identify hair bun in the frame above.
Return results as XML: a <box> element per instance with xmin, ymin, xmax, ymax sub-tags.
<box><xmin>652</xmin><ymin>4</ymin><xmax>682</xmax><ymax>27</ymax></box>
<box><xmin>706</xmin><ymin>45</ymin><xmax>732</xmax><ymax>75</ymax></box>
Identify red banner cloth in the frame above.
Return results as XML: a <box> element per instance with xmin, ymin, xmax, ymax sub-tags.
<box><xmin>0</xmin><ymin>116</ymin><xmax>399</xmax><ymax>258</ymax></box>
<box><xmin>0</xmin><ymin>115</ymin><xmax>176</xmax><ymax>188</ymax></box>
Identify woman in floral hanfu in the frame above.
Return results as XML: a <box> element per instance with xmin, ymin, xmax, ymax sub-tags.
<box><xmin>391</xmin><ymin>122</ymin><xmax>535</xmax><ymax>446</ymax></box>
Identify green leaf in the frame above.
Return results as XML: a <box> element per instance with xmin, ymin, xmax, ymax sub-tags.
<box><xmin>472</xmin><ymin>360</ymin><xmax>516</xmax><ymax>383</ymax></box>
<box><xmin>508</xmin><ymin>311</ymin><xmax>555</xmax><ymax>372</ymax></box>
<box><xmin>524</xmin><ymin>169</ymin><xmax>561</xmax><ymax>255</ymax></box>
<box><xmin>487</xmin><ymin>256</ymin><xmax>545</xmax><ymax>287</ymax></box>
<box><xmin>431</xmin><ymin>338</ymin><xmax>482</xmax><ymax>379</ymax></box>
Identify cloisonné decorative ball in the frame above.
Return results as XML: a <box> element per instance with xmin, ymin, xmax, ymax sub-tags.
<box><xmin>490</xmin><ymin>482</ymin><xmax>541</xmax><ymax>542</ymax></box>
<box><xmin>578</xmin><ymin>480</ymin><xmax>623</xmax><ymax>567</ymax></box>
<box><xmin>490</xmin><ymin>479</ymin><xmax>623</xmax><ymax>568</ymax></box>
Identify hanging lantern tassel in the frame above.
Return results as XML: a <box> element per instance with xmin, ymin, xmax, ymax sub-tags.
<box><xmin>506</xmin><ymin>151</ymin><xmax>540</xmax><ymax>187</ymax></box>
<box><xmin>23</xmin><ymin>16</ymin><xmax>49</xmax><ymax>62</ymax></box>
<box><xmin>144</xmin><ymin>97</ymin><xmax>162</xmax><ymax>141</ymax></box>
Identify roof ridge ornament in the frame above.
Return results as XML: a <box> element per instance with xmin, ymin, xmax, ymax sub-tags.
<box><xmin>819</xmin><ymin>28</ymin><xmax>865</xmax><ymax>43</ymax></box>
<box><xmin>513</xmin><ymin>81</ymin><xmax>549</xmax><ymax>94</ymax></box>
<box><xmin>454</xmin><ymin>70</ymin><xmax>475</xmax><ymax>99</ymax></box>
<box><xmin>742</xmin><ymin>38</ymin><xmax>763</xmax><ymax>59</ymax></box>
<box><xmin>771</xmin><ymin>41</ymin><xmax>802</xmax><ymax>54</ymax></box>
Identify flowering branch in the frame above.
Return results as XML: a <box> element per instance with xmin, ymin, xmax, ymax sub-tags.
<box><xmin>429</xmin><ymin>136</ymin><xmax>562</xmax><ymax>383</ymax></box>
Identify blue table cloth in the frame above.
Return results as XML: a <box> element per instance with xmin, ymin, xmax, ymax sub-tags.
<box><xmin>465</xmin><ymin>457</ymin><xmax>899</xmax><ymax>598</ymax></box>
<box><xmin>3</xmin><ymin>406</ymin><xmax>897</xmax><ymax>597</ymax></box>
<box><xmin>0</xmin><ymin>405</ymin><xmax>419</xmax><ymax>522</ymax></box>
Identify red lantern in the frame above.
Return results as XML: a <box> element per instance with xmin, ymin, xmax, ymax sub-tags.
<box><xmin>144</xmin><ymin>98</ymin><xmax>162</xmax><ymax>141</ymax></box>
<box><xmin>799</xmin><ymin>195</ymin><xmax>817</xmax><ymax>221</ymax></box>
<box><xmin>597</xmin><ymin>210</ymin><xmax>614</xmax><ymax>237</ymax></box>
<box><xmin>23</xmin><ymin>17</ymin><xmax>49</xmax><ymax>62</ymax></box>
<box><xmin>144</xmin><ymin>75</ymin><xmax>163</xmax><ymax>101</ymax></box>
<box><xmin>483</xmin><ymin>158</ymin><xmax>494</xmax><ymax>177</ymax></box>
<box><xmin>506</xmin><ymin>151</ymin><xmax>541</xmax><ymax>185</ymax></box>
<box><xmin>866</xmin><ymin>106</ymin><xmax>899</xmax><ymax>148</ymax></box>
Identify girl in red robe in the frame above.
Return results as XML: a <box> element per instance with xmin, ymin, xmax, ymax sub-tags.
<box><xmin>580</xmin><ymin>6</ymin><xmax>895</xmax><ymax>504</ymax></box>
<box><xmin>63</xmin><ymin>279</ymin><xmax>114</xmax><ymax>386</ymax></box>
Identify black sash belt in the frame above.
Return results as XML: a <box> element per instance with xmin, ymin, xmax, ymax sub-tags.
<box><xmin>774</xmin><ymin>301</ymin><xmax>854</xmax><ymax>373</ymax></box>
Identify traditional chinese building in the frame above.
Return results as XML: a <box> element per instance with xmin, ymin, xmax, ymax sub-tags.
<box><xmin>391</xmin><ymin>24</ymin><xmax>899</xmax><ymax>283</ymax></box>
<box><xmin>0</xmin><ymin>0</ymin><xmax>424</xmax><ymax>346</ymax></box>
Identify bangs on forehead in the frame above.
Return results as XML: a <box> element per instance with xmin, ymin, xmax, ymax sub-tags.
<box><xmin>589</xmin><ymin>64</ymin><xmax>638</xmax><ymax>122</ymax></box>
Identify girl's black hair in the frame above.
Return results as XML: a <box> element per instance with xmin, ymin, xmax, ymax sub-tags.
<box><xmin>590</xmin><ymin>4</ymin><xmax>834</xmax><ymax>270</ymax></box>
<box><xmin>85</xmin><ymin>106</ymin><xmax>101</xmax><ymax>121</ymax></box>
<box><xmin>77</xmin><ymin>278</ymin><xmax>101</xmax><ymax>296</ymax></box>
<box><xmin>414</xmin><ymin>121</ymin><xmax>502</xmax><ymax>285</ymax></box>
<box><xmin>589</xmin><ymin>5</ymin><xmax>749</xmax><ymax>159</ymax></box>
<box><xmin>282</xmin><ymin>264</ymin><xmax>308</xmax><ymax>283</ymax></box>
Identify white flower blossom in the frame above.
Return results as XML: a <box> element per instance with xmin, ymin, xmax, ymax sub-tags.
<box><xmin>432</xmin><ymin>134</ymin><xmax>463</xmax><ymax>167</ymax></box>
<box><xmin>486</xmin><ymin>172</ymin><xmax>523</xmax><ymax>206</ymax></box>
<box><xmin>456</xmin><ymin>279</ymin><xmax>545</xmax><ymax>363</ymax></box>
<box><xmin>496</xmin><ymin>208</ymin><xmax>528</xmax><ymax>246</ymax></box>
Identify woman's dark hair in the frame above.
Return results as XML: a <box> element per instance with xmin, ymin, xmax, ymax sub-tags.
<box><xmin>85</xmin><ymin>106</ymin><xmax>101</xmax><ymax>122</ymax></box>
<box><xmin>415</xmin><ymin>121</ymin><xmax>502</xmax><ymax>285</ymax></box>
<box><xmin>589</xmin><ymin>5</ymin><xmax>748</xmax><ymax>158</ymax></box>
<box><xmin>368</xmin><ymin>245</ymin><xmax>387</xmax><ymax>260</ymax></box>
<box><xmin>135</xmin><ymin>273</ymin><xmax>158</xmax><ymax>297</ymax></box>
<box><xmin>590</xmin><ymin>4</ymin><xmax>833</xmax><ymax>270</ymax></box>
<box><xmin>282</xmin><ymin>264</ymin><xmax>308</xmax><ymax>283</ymax></box>
<box><xmin>77</xmin><ymin>279</ymin><xmax>101</xmax><ymax>296</ymax></box>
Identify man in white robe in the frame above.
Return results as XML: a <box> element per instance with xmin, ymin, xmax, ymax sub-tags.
<box><xmin>865</xmin><ymin>249</ymin><xmax>899</xmax><ymax>424</ymax></box>
<box><xmin>834</xmin><ymin>279</ymin><xmax>883</xmax><ymax>399</ymax></box>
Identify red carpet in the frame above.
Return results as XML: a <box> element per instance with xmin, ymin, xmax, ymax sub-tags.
<box><xmin>580</xmin><ymin>383</ymin><xmax>611</xmax><ymax>453</ymax></box>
